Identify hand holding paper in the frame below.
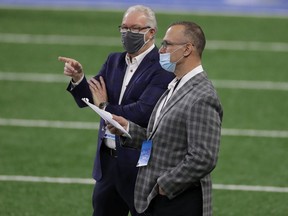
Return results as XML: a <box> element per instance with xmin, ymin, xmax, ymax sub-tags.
<box><xmin>107</xmin><ymin>115</ymin><xmax>130</xmax><ymax>137</ymax></box>
<box><xmin>81</xmin><ymin>98</ymin><xmax>131</xmax><ymax>138</ymax></box>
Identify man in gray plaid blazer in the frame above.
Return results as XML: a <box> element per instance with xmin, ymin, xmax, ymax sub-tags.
<box><xmin>108</xmin><ymin>21</ymin><xmax>223</xmax><ymax>216</ymax></box>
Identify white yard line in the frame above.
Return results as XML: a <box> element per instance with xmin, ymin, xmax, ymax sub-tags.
<box><xmin>0</xmin><ymin>175</ymin><xmax>95</xmax><ymax>185</ymax></box>
<box><xmin>1</xmin><ymin>118</ymin><xmax>288</xmax><ymax>138</ymax></box>
<box><xmin>0</xmin><ymin>33</ymin><xmax>121</xmax><ymax>46</ymax></box>
<box><xmin>1</xmin><ymin>72</ymin><xmax>288</xmax><ymax>91</ymax></box>
<box><xmin>207</xmin><ymin>40</ymin><xmax>288</xmax><ymax>52</ymax></box>
<box><xmin>0</xmin><ymin>175</ymin><xmax>287</xmax><ymax>193</ymax></box>
<box><xmin>0</xmin><ymin>118</ymin><xmax>99</xmax><ymax>130</ymax></box>
<box><xmin>211</xmin><ymin>79</ymin><xmax>288</xmax><ymax>91</ymax></box>
<box><xmin>0</xmin><ymin>72</ymin><xmax>70</xmax><ymax>83</ymax></box>
<box><xmin>221</xmin><ymin>128</ymin><xmax>288</xmax><ymax>138</ymax></box>
<box><xmin>1</xmin><ymin>33</ymin><xmax>288</xmax><ymax>52</ymax></box>
<box><xmin>212</xmin><ymin>184</ymin><xmax>288</xmax><ymax>193</ymax></box>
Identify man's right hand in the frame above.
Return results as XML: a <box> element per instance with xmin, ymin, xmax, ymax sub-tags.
<box><xmin>107</xmin><ymin>115</ymin><xmax>129</xmax><ymax>136</ymax></box>
<box><xmin>58</xmin><ymin>56</ymin><xmax>84</xmax><ymax>83</ymax></box>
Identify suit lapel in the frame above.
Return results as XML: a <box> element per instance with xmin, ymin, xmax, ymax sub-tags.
<box><xmin>121</xmin><ymin>47</ymin><xmax>158</xmax><ymax>102</ymax></box>
<box><xmin>149</xmin><ymin>72</ymin><xmax>206</xmax><ymax>136</ymax></box>
<box><xmin>113</xmin><ymin>55</ymin><xmax>127</xmax><ymax>103</ymax></box>
<box><xmin>147</xmin><ymin>89</ymin><xmax>169</xmax><ymax>135</ymax></box>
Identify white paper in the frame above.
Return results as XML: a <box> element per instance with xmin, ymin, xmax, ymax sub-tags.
<box><xmin>81</xmin><ymin>98</ymin><xmax>131</xmax><ymax>138</ymax></box>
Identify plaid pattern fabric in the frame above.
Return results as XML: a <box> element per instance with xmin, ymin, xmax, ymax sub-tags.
<box><xmin>125</xmin><ymin>72</ymin><xmax>223</xmax><ymax>215</ymax></box>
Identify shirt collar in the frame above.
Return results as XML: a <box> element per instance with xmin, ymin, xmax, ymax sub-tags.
<box><xmin>169</xmin><ymin>65</ymin><xmax>204</xmax><ymax>91</ymax></box>
<box><xmin>125</xmin><ymin>44</ymin><xmax>155</xmax><ymax>66</ymax></box>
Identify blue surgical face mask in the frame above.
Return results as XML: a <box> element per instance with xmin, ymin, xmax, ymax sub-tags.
<box><xmin>159</xmin><ymin>46</ymin><xmax>185</xmax><ymax>73</ymax></box>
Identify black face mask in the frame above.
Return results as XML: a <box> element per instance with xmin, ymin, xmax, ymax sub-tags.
<box><xmin>121</xmin><ymin>31</ymin><xmax>149</xmax><ymax>54</ymax></box>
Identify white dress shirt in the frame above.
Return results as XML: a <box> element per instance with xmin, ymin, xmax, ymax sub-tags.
<box><xmin>153</xmin><ymin>65</ymin><xmax>204</xmax><ymax>131</ymax></box>
<box><xmin>105</xmin><ymin>44</ymin><xmax>155</xmax><ymax>149</ymax></box>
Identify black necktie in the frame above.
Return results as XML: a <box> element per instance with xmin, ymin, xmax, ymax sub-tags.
<box><xmin>172</xmin><ymin>78</ymin><xmax>181</xmax><ymax>93</ymax></box>
<box><xmin>161</xmin><ymin>79</ymin><xmax>181</xmax><ymax>109</ymax></box>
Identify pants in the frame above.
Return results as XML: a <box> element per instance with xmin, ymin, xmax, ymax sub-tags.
<box><xmin>92</xmin><ymin>146</ymin><xmax>142</xmax><ymax>216</ymax></box>
<box><xmin>145</xmin><ymin>185</ymin><xmax>203</xmax><ymax>216</ymax></box>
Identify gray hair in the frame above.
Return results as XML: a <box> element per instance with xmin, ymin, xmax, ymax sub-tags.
<box><xmin>124</xmin><ymin>5</ymin><xmax>157</xmax><ymax>30</ymax></box>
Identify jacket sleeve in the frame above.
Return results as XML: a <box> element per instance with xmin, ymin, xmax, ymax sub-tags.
<box><xmin>120</xmin><ymin>121</ymin><xmax>147</xmax><ymax>150</ymax></box>
<box><xmin>67</xmin><ymin>52</ymin><xmax>174</xmax><ymax>128</ymax></box>
<box><xmin>105</xmin><ymin>69</ymin><xmax>174</xmax><ymax>128</ymax></box>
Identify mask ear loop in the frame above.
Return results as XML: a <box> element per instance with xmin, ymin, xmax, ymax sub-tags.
<box><xmin>139</xmin><ymin>28</ymin><xmax>153</xmax><ymax>51</ymax></box>
<box><xmin>148</xmin><ymin>28</ymin><xmax>156</xmax><ymax>41</ymax></box>
<box><xmin>183</xmin><ymin>43</ymin><xmax>193</xmax><ymax>57</ymax></box>
<box><xmin>170</xmin><ymin>44</ymin><xmax>186</xmax><ymax>64</ymax></box>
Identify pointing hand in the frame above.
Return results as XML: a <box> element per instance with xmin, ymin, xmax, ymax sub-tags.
<box><xmin>58</xmin><ymin>56</ymin><xmax>84</xmax><ymax>82</ymax></box>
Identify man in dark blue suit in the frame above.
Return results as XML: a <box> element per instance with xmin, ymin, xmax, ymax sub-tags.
<box><xmin>58</xmin><ymin>5</ymin><xmax>174</xmax><ymax>216</ymax></box>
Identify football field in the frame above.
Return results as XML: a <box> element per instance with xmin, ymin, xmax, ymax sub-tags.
<box><xmin>0</xmin><ymin>8</ymin><xmax>288</xmax><ymax>215</ymax></box>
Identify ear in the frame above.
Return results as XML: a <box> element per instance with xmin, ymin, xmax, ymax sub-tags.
<box><xmin>148</xmin><ymin>28</ymin><xmax>156</xmax><ymax>39</ymax></box>
<box><xmin>183</xmin><ymin>43</ymin><xmax>194</xmax><ymax>57</ymax></box>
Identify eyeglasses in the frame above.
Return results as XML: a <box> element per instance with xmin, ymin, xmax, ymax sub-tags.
<box><xmin>118</xmin><ymin>26</ymin><xmax>151</xmax><ymax>34</ymax></box>
<box><xmin>160</xmin><ymin>40</ymin><xmax>188</xmax><ymax>49</ymax></box>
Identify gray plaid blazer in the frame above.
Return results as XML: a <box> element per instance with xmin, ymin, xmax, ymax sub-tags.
<box><xmin>123</xmin><ymin>71</ymin><xmax>223</xmax><ymax>215</ymax></box>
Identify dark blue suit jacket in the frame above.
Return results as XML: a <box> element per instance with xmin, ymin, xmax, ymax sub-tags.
<box><xmin>67</xmin><ymin>46</ymin><xmax>174</xmax><ymax>181</ymax></box>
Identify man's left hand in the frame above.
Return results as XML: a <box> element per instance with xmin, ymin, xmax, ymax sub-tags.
<box><xmin>88</xmin><ymin>76</ymin><xmax>108</xmax><ymax>107</ymax></box>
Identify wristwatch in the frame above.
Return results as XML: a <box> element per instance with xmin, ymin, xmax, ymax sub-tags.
<box><xmin>99</xmin><ymin>102</ymin><xmax>109</xmax><ymax>110</ymax></box>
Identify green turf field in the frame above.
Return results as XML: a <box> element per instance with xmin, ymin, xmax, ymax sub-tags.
<box><xmin>0</xmin><ymin>8</ymin><xmax>288</xmax><ymax>216</ymax></box>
